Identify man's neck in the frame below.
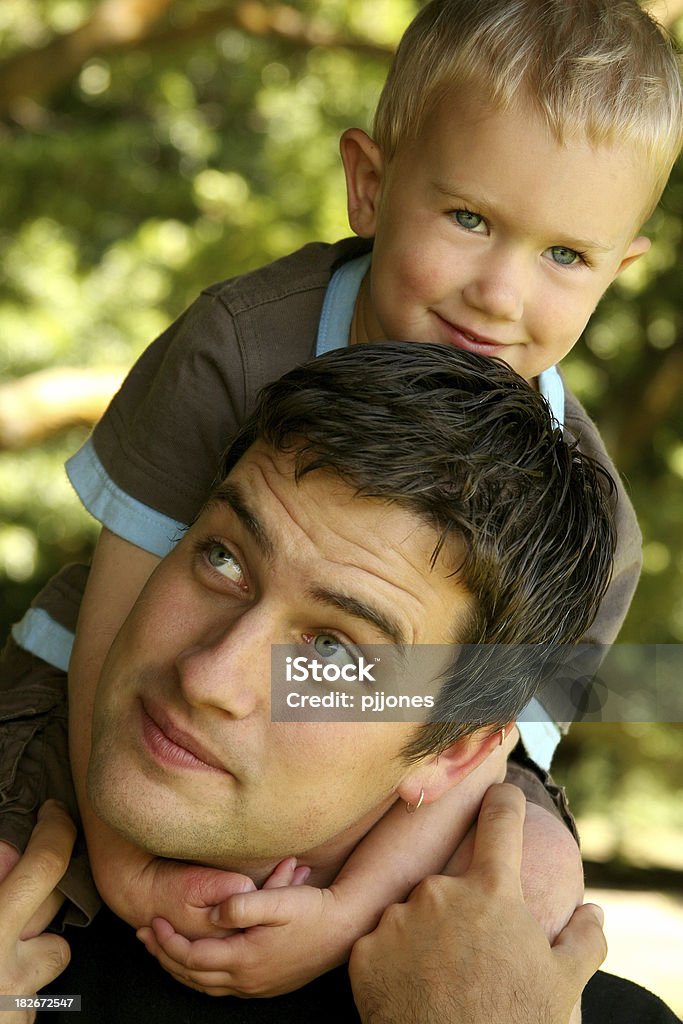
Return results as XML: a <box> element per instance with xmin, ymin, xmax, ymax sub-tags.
<box><xmin>204</xmin><ymin>794</ymin><xmax>399</xmax><ymax>888</ymax></box>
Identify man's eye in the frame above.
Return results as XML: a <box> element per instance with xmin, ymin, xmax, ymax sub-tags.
<box><xmin>310</xmin><ymin>633</ymin><xmax>356</xmax><ymax>668</ymax></box>
<box><xmin>206</xmin><ymin>543</ymin><xmax>245</xmax><ymax>586</ymax></box>
<box><xmin>452</xmin><ymin>209</ymin><xmax>485</xmax><ymax>232</ymax></box>
<box><xmin>547</xmin><ymin>245</ymin><xmax>582</xmax><ymax>267</ymax></box>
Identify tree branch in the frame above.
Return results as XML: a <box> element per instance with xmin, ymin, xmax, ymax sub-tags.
<box><xmin>0</xmin><ymin>0</ymin><xmax>173</xmax><ymax>116</ymax></box>
<box><xmin>0</xmin><ymin>367</ymin><xmax>127</xmax><ymax>449</ymax></box>
<box><xmin>0</xmin><ymin>1</ymin><xmax>393</xmax><ymax>117</ymax></box>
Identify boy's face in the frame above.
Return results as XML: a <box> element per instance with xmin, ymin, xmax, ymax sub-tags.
<box><xmin>342</xmin><ymin>91</ymin><xmax>652</xmax><ymax>381</ymax></box>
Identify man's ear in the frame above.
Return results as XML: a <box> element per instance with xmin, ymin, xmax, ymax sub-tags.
<box><xmin>339</xmin><ymin>128</ymin><xmax>384</xmax><ymax>238</ymax></box>
<box><xmin>397</xmin><ymin>725</ymin><xmax>511</xmax><ymax>809</ymax></box>
<box><xmin>614</xmin><ymin>235</ymin><xmax>651</xmax><ymax>278</ymax></box>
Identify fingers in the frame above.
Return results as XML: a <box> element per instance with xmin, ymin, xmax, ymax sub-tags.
<box><xmin>291</xmin><ymin>865</ymin><xmax>311</xmax><ymax>886</ymax></box>
<box><xmin>15</xmin><ymin>931</ymin><xmax>72</xmax><ymax>994</ymax></box>
<box><xmin>261</xmin><ymin>857</ymin><xmax>299</xmax><ymax>889</ymax></box>
<box><xmin>261</xmin><ymin>858</ymin><xmax>311</xmax><ymax>890</ymax></box>
<box><xmin>211</xmin><ymin>885</ymin><xmax>313</xmax><ymax>931</ymax></box>
<box><xmin>469</xmin><ymin>783</ymin><xmax>526</xmax><ymax>886</ymax></box>
<box><xmin>553</xmin><ymin>902</ymin><xmax>608</xmax><ymax>987</ymax></box>
<box><xmin>1</xmin><ymin>801</ymin><xmax>76</xmax><ymax>940</ymax></box>
<box><xmin>137</xmin><ymin>922</ymin><xmax>248</xmax><ymax>990</ymax></box>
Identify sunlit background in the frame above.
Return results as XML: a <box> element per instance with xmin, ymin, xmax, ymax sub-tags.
<box><xmin>1</xmin><ymin>0</ymin><xmax>681</xmax><ymax>1013</ymax></box>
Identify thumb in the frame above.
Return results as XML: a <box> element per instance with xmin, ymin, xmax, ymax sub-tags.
<box><xmin>552</xmin><ymin>903</ymin><xmax>607</xmax><ymax>986</ymax></box>
<box><xmin>211</xmin><ymin>885</ymin><xmax>307</xmax><ymax>930</ymax></box>
<box><xmin>19</xmin><ymin>932</ymin><xmax>72</xmax><ymax>992</ymax></box>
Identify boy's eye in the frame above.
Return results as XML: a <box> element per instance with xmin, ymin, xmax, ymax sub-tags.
<box><xmin>452</xmin><ymin>209</ymin><xmax>485</xmax><ymax>232</ymax></box>
<box><xmin>547</xmin><ymin>245</ymin><xmax>582</xmax><ymax>267</ymax></box>
<box><xmin>206</xmin><ymin>542</ymin><xmax>245</xmax><ymax>587</ymax></box>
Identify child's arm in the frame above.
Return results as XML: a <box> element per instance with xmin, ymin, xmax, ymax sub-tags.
<box><xmin>131</xmin><ymin>733</ymin><xmax>513</xmax><ymax>996</ymax></box>
<box><xmin>68</xmin><ymin>528</ymin><xmax>160</xmax><ymax>816</ymax></box>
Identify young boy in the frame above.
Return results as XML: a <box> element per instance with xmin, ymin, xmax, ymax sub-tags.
<box><xmin>2</xmin><ymin>0</ymin><xmax>682</xmax><ymax>999</ymax></box>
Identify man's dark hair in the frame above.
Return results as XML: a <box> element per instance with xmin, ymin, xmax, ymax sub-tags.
<box><xmin>221</xmin><ymin>342</ymin><xmax>616</xmax><ymax>758</ymax></box>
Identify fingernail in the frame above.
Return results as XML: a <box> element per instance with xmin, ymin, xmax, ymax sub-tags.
<box><xmin>209</xmin><ymin>907</ymin><xmax>221</xmax><ymax>924</ymax></box>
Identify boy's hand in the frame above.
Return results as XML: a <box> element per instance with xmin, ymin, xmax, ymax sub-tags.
<box><xmin>0</xmin><ymin>801</ymin><xmax>75</xmax><ymax>1023</ymax></box>
<box><xmin>349</xmin><ymin>784</ymin><xmax>606</xmax><ymax>1024</ymax></box>
<box><xmin>136</xmin><ymin>858</ymin><xmax>354</xmax><ymax>997</ymax></box>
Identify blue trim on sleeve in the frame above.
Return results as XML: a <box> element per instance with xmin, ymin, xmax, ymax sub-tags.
<box><xmin>12</xmin><ymin>608</ymin><xmax>74</xmax><ymax>673</ymax></box>
<box><xmin>316</xmin><ymin>253</ymin><xmax>371</xmax><ymax>355</ymax></box>
<box><xmin>516</xmin><ymin>698</ymin><xmax>562</xmax><ymax>770</ymax></box>
<box><xmin>66</xmin><ymin>439</ymin><xmax>186</xmax><ymax>558</ymax></box>
<box><xmin>538</xmin><ymin>365</ymin><xmax>565</xmax><ymax>431</ymax></box>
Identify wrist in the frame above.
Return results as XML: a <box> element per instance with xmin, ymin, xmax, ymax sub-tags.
<box><xmin>327</xmin><ymin>879</ymin><xmax>387</xmax><ymax>941</ymax></box>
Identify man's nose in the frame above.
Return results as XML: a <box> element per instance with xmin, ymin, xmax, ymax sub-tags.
<box><xmin>462</xmin><ymin>249</ymin><xmax>526</xmax><ymax>322</ymax></box>
<box><xmin>175</xmin><ymin>610</ymin><xmax>270</xmax><ymax>718</ymax></box>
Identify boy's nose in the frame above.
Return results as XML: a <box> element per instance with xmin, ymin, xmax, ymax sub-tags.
<box><xmin>462</xmin><ymin>257</ymin><xmax>525</xmax><ymax>322</ymax></box>
<box><xmin>175</xmin><ymin>610</ymin><xmax>270</xmax><ymax>719</ymax></box>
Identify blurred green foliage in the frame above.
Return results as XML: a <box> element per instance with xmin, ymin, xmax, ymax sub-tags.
<box><xmin>0</xmin><ymin>1</ymin><xmax>681</xmax><ymax>840</ymax></box>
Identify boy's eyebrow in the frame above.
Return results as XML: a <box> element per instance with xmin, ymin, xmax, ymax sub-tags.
<box><xmin>205</xmin><ymin>482</ymin><xmax>274</xmax><ymax>560</ymax></box>
<box><xmin>432</xmin><ymin>180</ymin><xmax>614</xmax><ymax>254</ymax></box>
<box><xmin>306</xmin><ymin>585</ymin><xmax>407</xmax><ymax>648</ymax></box>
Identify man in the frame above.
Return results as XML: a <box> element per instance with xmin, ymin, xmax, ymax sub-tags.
<box><xmin>1</xmin><ymin>344</ymin><xmax>675</xmax><ymax>1021</ymax></box>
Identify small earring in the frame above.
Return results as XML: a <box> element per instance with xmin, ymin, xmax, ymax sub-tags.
<box><xmin>405</xmin><ymin>788</ymin><xmax>425</xmax><ymax>814</ymax></box>
<box><xmin>499</xmin><ymin>726</ymin><xmax>506</xmax><ymax>747</ymax></box>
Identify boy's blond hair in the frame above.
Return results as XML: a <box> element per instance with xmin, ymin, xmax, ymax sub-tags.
<box><xmin>374</xmin><ymin>0</ymin><xmax>683</xmax><ymax>215</ymax></box>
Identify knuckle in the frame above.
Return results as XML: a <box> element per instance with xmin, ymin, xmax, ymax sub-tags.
<box><xmin>479</xmin><ymin>801</ymin><xmax>520</xmax><ymax>829</ymax></box>
<box><xmin>29</xmin><ymin>848</ymin><xmax>67</xmax><ymax>886</ymax></box>
<box><xmin>413</xmin><ymin>873</ymin><xmax>450</xmax><ymax>906</ymax></box>
<box><xmin>181</xmin><ymin>866</ymin><xmax>213</xmax><ymax>906</ymax></box>
<box><xmin>225</xmin><ymin>893</ymin><xmax>245</xmax><ymax>923</ymax></box>
<box><xmin>376</xmin><ymin>900</ymin><xmax>403</xmax><ymax>930</ymax></box>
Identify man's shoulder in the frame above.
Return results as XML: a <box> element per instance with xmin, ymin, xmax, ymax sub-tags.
<box><xmin>203</xmin><ymin>236</ymin><xmax>372</xmax><ymax>315</ymax></box>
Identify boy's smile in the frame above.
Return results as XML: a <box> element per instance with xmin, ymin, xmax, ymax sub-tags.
<box><xmin>342</xmin><ymin>90</ymin><xmax>652</xmax><ymax>381</ymax></box>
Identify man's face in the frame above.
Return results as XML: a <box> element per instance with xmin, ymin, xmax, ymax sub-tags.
<box><xmin>88</xmin><ymin>443</ymin><xmax>470</xmax><ymax>875</ymax></box>
<box><xmin>345</xmin><ymin>90</ymin><xmax>651</xmax><ymax>381</ymax></box>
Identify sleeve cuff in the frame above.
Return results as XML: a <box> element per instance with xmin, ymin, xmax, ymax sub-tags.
<box><xmin>66</xmin><ymin>439</ymin><xmax>186</xmax><ymax>558</ymax></box>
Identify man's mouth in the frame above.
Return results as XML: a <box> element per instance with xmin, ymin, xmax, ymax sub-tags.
<box><xmin>139</xmin><ymin>700</ymin><xmax>228</xmax><ymax>774</ymax></box>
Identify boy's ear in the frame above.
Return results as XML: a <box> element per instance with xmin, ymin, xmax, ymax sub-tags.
<box><xmin>614</xmin><ymin>234</ymin><xmax>651</xmax><ymax>278</ymax></box>
<box><xmin>396</xmin><ymin>725</ymin><xmax>511</xmax><ymax>809</ymax></box>
<box><xmin>340</xmin><ymin>128</ymin><xmax>385</xmax><ymax>238</ymax></box>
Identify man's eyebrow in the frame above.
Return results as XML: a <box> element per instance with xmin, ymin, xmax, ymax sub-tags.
<box><xmin>307</xmin><ymin>586</ymin><xmax>407</xmax><ymax>647</ymax></box>
<box><xmin>432</xmin><ymin>180</ymin><xmax>614</xmax><ymax>253</ymax></box>
<box><xmin>205</xmin><ymin>482</ymin><xmax>274</xmax><ymax>560</ymax></box>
